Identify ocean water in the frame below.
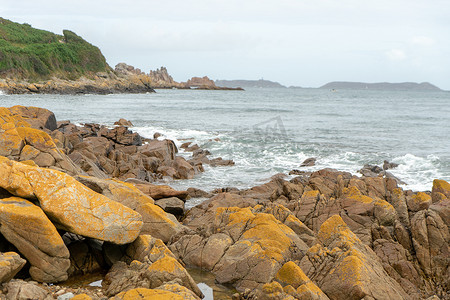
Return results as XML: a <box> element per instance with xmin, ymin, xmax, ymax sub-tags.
<box><xmin>1</xmin><ymin>88</ymin><xmax>449</xmax><ymax>192</ymax></box>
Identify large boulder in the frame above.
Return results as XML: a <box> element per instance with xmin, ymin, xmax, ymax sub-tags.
<box><xmin>110</xmin><ymin>287</ymin><xmax>195</xmax><ymax>300</ymax></box>
<box><xmin>133</xmin><ymin>183</ymin><xmax>189</xmax><ymax>200</ymax></box>
<box><xmin>410</xmin><ymin>209</ymin><xmax>449</xmax><ymax>288</ymax></box>
<box><xmin>103</xmin><ymin>235</ymin><xmax>203</xmax><ymax>298</ymax></box>
<box><xmin>274</xmin><ymin>261</ymin><xmax>329</xmax><ymax>299</ymax></box>
<box><xmin>183</xmin><ymin>192</ymin><xmax>257</xmax><ymax>230</ymax></box>
<box><xmin>0</xmin><ymin>116</ymin><xmax>82</xmax><ymax>175</ymax></box>
<box><xmin>74</xmin><ymin>176</ymin><xmax>186</xmax><ymax>242</ymax></box>
<box><xmin>0</xmin><ymin>157</ymin><xmax>143</xmax><ymax>244</ymax></box>
<box><xmin>171</xmin><ymin>206</ymin><xmax>308</xmax><ymax>292</ymax></box>
<box><xmin>0</xmin><ymin>252</ymin><xmax>26</xmax><ymax>284</ymax></box>
<box><xmin>299</xmin><ymin>215</ymin><xmax>410</xmax><ymax>300</ymax></box>
<box><xmin>431</xmin><ymin>179</ymin><xmax>450</xmax><ymax>202</ymax></box>
<box><xmin>7</xmin><ymin>106</ymin><xmax>57</xmax><ymax>131</ymax></box>
<box><xmin>0</xmin><ymin>197</ymin><xmax>70</xmax><ymax>282</ymax></box>
<box><xmin>294</xmin><ymin>186</ymin><xmax>397</xmax><ymax>245</ymax></box>
<box><xmin>2</xmin><ymin>279</ymin><xmax>52</xmax><ymax>300</ymax></box>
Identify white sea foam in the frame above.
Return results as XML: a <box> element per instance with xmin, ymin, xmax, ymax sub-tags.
<box><xmin>389</xmin><ymin>153</ymin><xmax>444</xmax><ymax>191</ymax></box>
<box><xmin>0</xmin><ymin>90</ymin><xmax>5</xmax><ymax>95</ymax></box>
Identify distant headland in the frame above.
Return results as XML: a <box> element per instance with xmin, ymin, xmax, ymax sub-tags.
<box><xmin>0</xmin><ymin>18</ymin><xmax>241</xmax><ymax>94</ymax></box>
<box><xmin>215</xmin><ymin>79</ymin><xmax>286</xmax><ymax>88</ymax></box>
<box><xmin>320</xmin><ymin>81</ymin><xmax>442</xmax><ymax>91</ymax></box>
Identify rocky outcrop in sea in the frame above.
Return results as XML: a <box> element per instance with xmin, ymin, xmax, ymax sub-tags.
<box><xmin>0</xmin><ymin>106</ymin><xmax>448</xmax><ymax>299</ymax></box>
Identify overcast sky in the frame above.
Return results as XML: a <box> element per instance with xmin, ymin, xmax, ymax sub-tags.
<box><xmin>1</xmin><ymin>0</ymin><xmax>449</xmax><ymax>89</ymax></box>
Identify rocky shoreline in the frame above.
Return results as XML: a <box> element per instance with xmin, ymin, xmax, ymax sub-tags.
<box><xmin>0</xmin><ymin>106</ymin><xmax>448</xmax><ymax>300</ymax></box>
<box><xmin>0</xmin><ymin>64</ymin><xmax>243</xmax><ymax>95</ymax></box>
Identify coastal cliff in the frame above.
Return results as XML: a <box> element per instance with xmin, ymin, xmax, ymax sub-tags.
<box><xmin>0</xmin><ymin>106</ymin><xmax>448</xmax><ymax>299</ymax></box>
<box><xmin>0</xmin><ymin>19</ymin><xmax>240</xmax><ymax>94</ymax></box>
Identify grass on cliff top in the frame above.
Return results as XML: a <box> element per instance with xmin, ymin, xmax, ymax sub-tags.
<box><xmin>0</xmin><ymin>17</ymin><xmax>110</xmax><ymax>81</ymax></box>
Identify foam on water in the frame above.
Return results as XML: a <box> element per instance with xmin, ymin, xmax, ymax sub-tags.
<box><xmin>389</xmin><ymin>153</ymin><xmax>444</xmax><ymax>191</ymax></box>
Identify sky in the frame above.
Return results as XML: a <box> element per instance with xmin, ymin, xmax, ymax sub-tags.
<box><xmin>1</xmin><ymin>0</ymin><xmax>449</xmax><ymax>89</ymax></box>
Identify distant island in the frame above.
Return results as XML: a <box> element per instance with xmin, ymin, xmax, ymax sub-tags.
<box><xmin>215</xmin><ymin>79</ymin><xmax>286</xmax><ymax>88</ymax></box>
<box><xmin>320</xmin><ymin>81</ymin><xmax>442</xmax><ymax>91</ymax></box>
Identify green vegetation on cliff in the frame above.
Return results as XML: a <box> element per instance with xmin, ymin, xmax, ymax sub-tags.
<box><xmin>0</xmin><ymin>18</ymin><xmax>110</xmax><ymax>80</ymax></box>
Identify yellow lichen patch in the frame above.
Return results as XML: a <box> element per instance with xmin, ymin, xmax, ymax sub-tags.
<box><xmin>16</xmin><ymin>126</ymin><xmax>57</xmax><ymax>151</ymax></box>
<box><xmin>148</xmin><ymin>238</ymin><xmax>174</xmax><ymax>260</ymax></box>
<box><xmin>334</xmin><ymin>254</ymin><xmax>364</xmax><ymax>285</ymax></box>
<box><xmin>19</xmin><ymin>144</ymin><xmax>40</xmax><ymax>160</ymax></box>
<box><xmin>373</xmin><ymin>199</ymin><xmax>397</xmax><ymax>225</ymax></box>
<box><xmin>275</xmin><ymin>261</ymin><xmax>310</xmax><ymax>288</ymax></box>
<box><xmin>71</xmin><ymin>294</ymin><xmax>93</xmax><ymax>300</ymax></box>
<box><xmin>112</xmin><ymin>288</ymin><xmax>184</xmax><ymax>300</ymax></box>
<box><xmin>301</xmin><ymin>190</ymin><xmax>320</xmax><ymax>198</ymax></box>
<box><xmin>262</xmin><ymin>281</ymin><xmax>285</xmax><ymax>298</ymax></box>
<box><xmin>408</xmin><ymin>192</ymin><xmax>432</xmax><ymax>212</ymax></box>
<box><xmin>0</xmin><ymin>197</ymin><xmax>69</xmax><ymax>258</ymax></box>
<box><xmin>412</xmin><ymin>192</ymin><xmax>432</xmax><ymax>203</ymax></box>
<box><xmin>0</xmin><ymin>107</ymin><xmax>30</xmax><ymax>127</ymax></box>
<box><xmin>146</xmin><ymin>255</ymin><xmax>180</xmax><ymax>274</ymax></box>
<box><xmin>156</xmin><ymin>284</ymin><xmax>199</xmax><ymax>300</ymax></box>
<box><xmin>1</xmin><ymin>122</ymin><xmax>15</xmax><ymax>131</ymax></box>
<box><xmin>318</xmin><ymin>215</ymin><xmax>359</xmax><ymax>246</ymax></box>
<box><xmin>433</xmin><ymin>179</ymin><xmax>450</xmax><ymax>194</ymax></box>
<box><xmin>342</xmin><ymin>186</ymin><xmax>373</xmax><ymax>204</ymax></box>
<box><xmin>242</xmin><ymin>213</ymin><xmax>295</xmax><ymax>261</ymax></box>
<box><xmin>0</xmin><ymin>127</ymin><xmax>24</xmax><ymax>156</ymax></box>
<box><xmin>19</xmin><ymin>160</ymin><xmax>38</xmax><ymax>167</ymax></box>
<box><xmin>296</xmin><ymin>281</ymin><xmax>325</xmax><ymax>296</ymax></box>
<box><xmin>0</xmin><ymin>157</ymin><xmax>143</xmax><ymax>244</ymax></box>
<box><xmin>109</xmin><ymin>178</ymin><xmax>155</xmax><ymax>205</ymax></box>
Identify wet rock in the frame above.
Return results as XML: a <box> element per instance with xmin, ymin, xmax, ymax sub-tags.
<box><xmin>0</xmin><ymin>157</ymin><xmax>143</xmax><ymax>244</ymax></box>
<box><xmin>300</xmin><ymin>157</ymin><xmax>316</xmax><ymax>167</ymax></box>
<box><xmin>0</xmin><ymin>252</ymin><xmax>26</xmax><ymax>284</ymax></box>
<box><xmin>114</xmin><ymin>119</ymin><xmax>133</xmax><ymax>127</ymax></box>
<box><xmin>186</xmin><ymin>187</ymin><xmax>213</xmax><ymax>198</ymax></box>
<box><xmin>0</xmin><ymin>197</ymin><xmax>70</xmax><ymax>282</ymax></box>
<box><xmin>359</xmin><ymin>164</ymin><xmax>383</xmax><ymax>177</ymax></box>
<box><xmin>383</xmin><ymin>160</ymin><xmax>399</xmax><ymax>170</ymax></box>
<box><xmin>99</xmin><ymin>126</ymin><xmax>142</xmax><ymax>146</ymax></box>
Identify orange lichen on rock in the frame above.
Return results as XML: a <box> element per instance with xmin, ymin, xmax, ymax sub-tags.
<box><xmin>0</xmin><ymin>156</ymin><xmax>143</xmax><ymax>244</ymax></box>
<box><xmin>71</xmin><ymin>294</ymin><xmax>93</xmax><ymax>300</ymax></box>
<box><xmin>111</xmin><ymin>288</ymin><xmax>185</xmax><ymax>300</ymax></box>
<box><xmin>342</xmin><ymin>186</ymin><xmax>374</xmax><ymax>204</ymax></box>
<box><xmin>431</xmin><ymin>179</ymin><xmax>450</xmax><ymax>202</ymax></box>
<box><xmin>407</xmin><ymin>192</ymin><xmax>432</xmax><ymax>212</ymax></box>
<box><xmin>0</xmin><ymin>196</ymin><xmax>70</xmax><ymax>282</ymax></box>
<box><xmin>275</xmin><ymin>261</ymin><xmax>310</xmax><ymax>288</ymax></box>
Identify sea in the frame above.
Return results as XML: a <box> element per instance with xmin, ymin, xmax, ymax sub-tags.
<box><xmin>1</xmin><ymin>88</ymin><xmax>449</xmax><ymax>195</ymax></box>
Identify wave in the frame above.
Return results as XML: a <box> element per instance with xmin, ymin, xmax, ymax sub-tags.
<box><xmin>133</xmin><ymin>125</ymin><xmax>446</xmax><ymax>193</ymax></box>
